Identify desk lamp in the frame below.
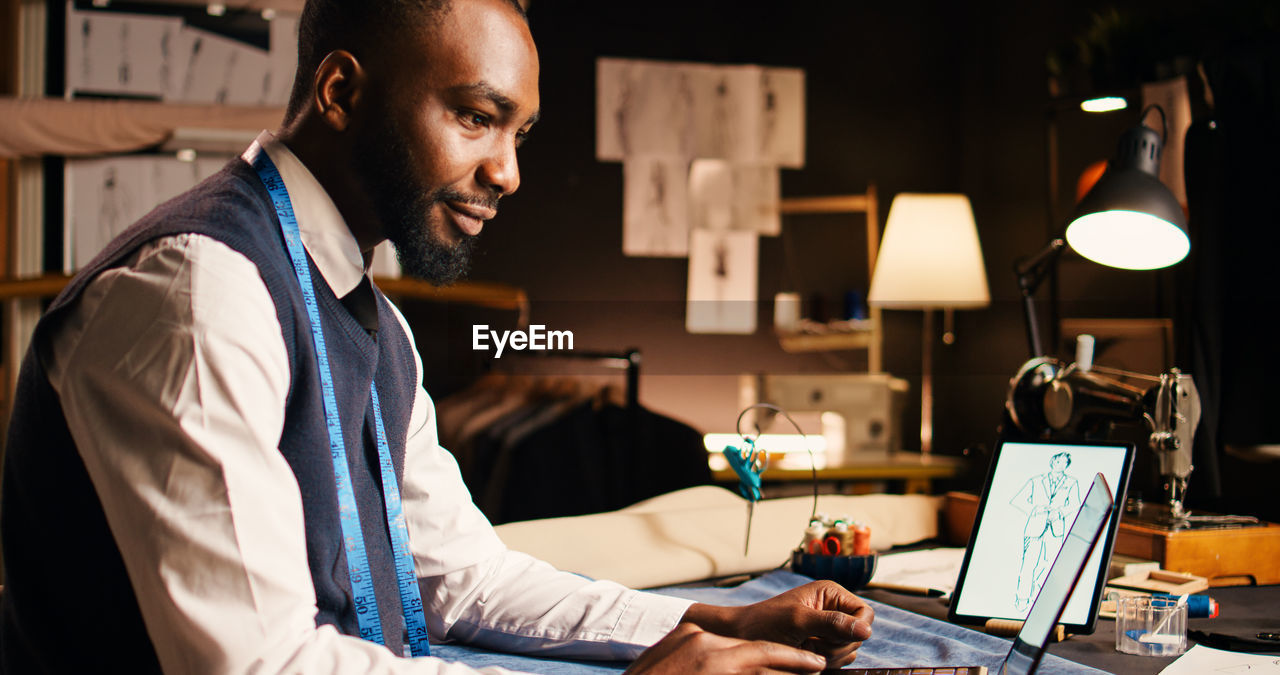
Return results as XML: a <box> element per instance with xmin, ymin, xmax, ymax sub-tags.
<box><xmin>1017</xmin><ymin>104</ymin><xmax>1189</xmax><ymax>357</ymax></box>
<box><xmin>1008</xmin><ymin>104</ymin><xmax>1218</xmax><ymax>525</ymax></box>
<box><xmin>868</xmin><ymin>193</ymin><xmax>989</xmax><ymax>456</ymax></box>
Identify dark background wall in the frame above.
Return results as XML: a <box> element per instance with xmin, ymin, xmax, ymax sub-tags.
<box><xmin>410</xmin><ymin>0</ymin><xmax>1280</xmax><ymax>515</ymax></box>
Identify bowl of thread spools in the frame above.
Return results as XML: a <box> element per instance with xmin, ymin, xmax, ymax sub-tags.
<box><xmin>790</xmin><ymin>515</ymin><xmax>877</xmax><ymax>591</ymax></box>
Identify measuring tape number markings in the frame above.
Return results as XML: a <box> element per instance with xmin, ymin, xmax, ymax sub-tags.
<box><xmin>253</xmin><ymin>151</ymin><xmax>431</xmax><ymax>658</ymax></box>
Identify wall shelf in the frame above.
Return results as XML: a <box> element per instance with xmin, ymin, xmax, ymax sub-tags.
<box><xmin>777</xmin><ymin>187</ymin><xmax>883</xmax><ymax>371</ymax></box>
<box><xmin>0</xmin><ymin>273</ymin><xmax>528</xmax><ymax>321</ymax></box>
<box><xmin>0</xmin><ymin>97</ymin><xmax>285</xmax><ymax>159</ymax></box>
<box><xmin>776</xmin><ymin>328</ymin><xmax>876</xmax><ymax>354</ymax></box>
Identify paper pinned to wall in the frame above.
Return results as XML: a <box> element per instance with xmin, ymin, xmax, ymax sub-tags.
<box><xmin>265</xmin><ymin>15</ymin><xmax>301</xmax><ymax>108</ymax></box>
<box><xmin>759</xmin><ymin>67</ymin><xmax>806</xmax><ymax>168</ymax></box>
<box><xmin>176</xmin><ymin>27</ymin><xmax>272</xmax><ymax>106</ymax></box>
<box><xmin>65</xmin><ymin>157</ymin><xmax>145</xmax><ymax>271</ymax></box>
<box><xmin>598</xmin><ymin>57</ymin><xmax>802</xmax><ymax>262</ymax></box>
<box><xmin>64</xmin><ymin>155</ymin><xmax>230</xmax><ymax>271</ymax></box>
<box><xmin>597</xmin><ymin>58</ymin><xmax>697</xmax><ymax>161</ymax></box>
<box><xmin>66</xmin><ymin>7</ymin><xmax>182</xmax><ymax>99</ymax></box>
<box><xmin>64</xmin><ymin>5</ymin><xmax>295</xmax><ymax>107</ymax></box>
<box><xmin>689</xmin><ymin>64</ymin><xmax>762</xmax><ymax>162</ymax></box>
<box><xmin>595</xmin><ymin>58</ymin><xmax>628</xmax><ymax>160</ymax></box>
<box><xmin>624</xmin><ymin>155</ymin><xmax>691</xmax><ymax>257</ymax></box>
<box><xmin>597</xmin><ymin>58</ymin><xmax>804</xmax><ymax>167</ymax></box>
<box><xmin>686</xmin><ymin>229</ymin><xmax>758</xmax><ymax>334</ymax></box>
<box><xmin>688</xmin><ymin>159</ymin><xmax>780</xmax><ymax>236</ymax></box>
<box><xmin>598</xmin><ymin>57</ymin><xmax>802</xmax><ymax>332</ymax></box>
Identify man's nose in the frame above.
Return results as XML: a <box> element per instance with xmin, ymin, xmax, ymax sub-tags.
<box><xmin>478</xmin><ymin>139</ymin><xmax>520</xmax><ymax>196</ymax></box>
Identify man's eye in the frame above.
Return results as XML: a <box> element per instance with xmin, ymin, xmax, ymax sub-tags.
<box><xmin>460</xmin><ymin>111</ymin><xmax>490</xmax><ymax>128</ymax></box>
<box><xmin>515</xmin><ymin>130</ymin><xmax>529</xmax><ymax>148</ymax></box>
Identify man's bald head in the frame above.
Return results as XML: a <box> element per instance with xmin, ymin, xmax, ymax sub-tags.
<box><xmin>284</xmin><ymin>0</ymin><xmax>527</xmax><ymax>122</ymax></box>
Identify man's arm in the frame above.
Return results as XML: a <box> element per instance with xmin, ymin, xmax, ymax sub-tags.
<box><xmin>50</xmin><ymin>234</ymin><xmax>519</xmax><ymax>674</ymax></box>
<box><xmin>388</xmin><ymin>300</ymin><xmax>694</xmax><ymax>659</ymax></box>
<box><xmin>389</xmin><ymin>302</ymin><xmax>873</xmax><ymax>670</ymax></box>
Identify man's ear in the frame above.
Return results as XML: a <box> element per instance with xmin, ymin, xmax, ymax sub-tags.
<box><xmin>311</xmin><ymin>50</ymin><xmax>365</xmax><ymax>132</ymax></box>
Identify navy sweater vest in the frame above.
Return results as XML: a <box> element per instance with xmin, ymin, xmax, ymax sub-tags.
<box><xmin>1</xmin><ymin>158</ymin><xmax>419</xmax><ymax>672</ymax></box>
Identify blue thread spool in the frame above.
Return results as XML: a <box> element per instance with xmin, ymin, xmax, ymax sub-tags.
<box><xmin>1153</xmin><ymin>593</ymin><xmax>1218</xmax><ymax>619</ymax></box>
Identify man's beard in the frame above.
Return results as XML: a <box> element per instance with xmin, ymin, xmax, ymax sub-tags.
<box><xmin>354</xmin><ymin>121</ymin><xmax>486</xmax><ymax>285</ymax></box>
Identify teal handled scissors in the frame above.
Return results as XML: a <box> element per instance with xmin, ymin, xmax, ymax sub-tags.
<box><xmin>722</xmin><ymin>436</ymin><xmax>767</xmax><ymax>555</ymax></box>
<box><xmin>723</xmin><ymin>402</ymin><xmax>818</xmax><ymax>557</ymax></box>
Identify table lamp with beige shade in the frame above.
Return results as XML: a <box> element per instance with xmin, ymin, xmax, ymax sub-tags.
<box><xmin>868</xmin><ymin>193</ymin><xmax>990</xmax><ymax>456</ymax></box>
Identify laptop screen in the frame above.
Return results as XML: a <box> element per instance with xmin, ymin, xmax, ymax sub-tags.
<box><xmin>1004</xmin><ymin>472</ymin><xmax>1115</xmax><ymax>675</ymax></box>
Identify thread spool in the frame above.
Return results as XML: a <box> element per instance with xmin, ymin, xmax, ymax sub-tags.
<box><xmin>1075</xmin><ymin>334</ymin><xmax>1095</xmax><ymax>372</ymax></box>
<box><xmin>802</xmin><ymin>521</ymin><xmax>826</xmax><ymax>554</ymax></box>
<box><xmin>774</xmin><ymin>292</ymin><xmax>802</xmax><ymax>332</ymax></box>
<box><xmin>852</xmin><ymin>523</ymin><xmax>871</xmax><ymax>555</ymax></box>
<box><xmin>821</xmin><ymin>535</ymin><xmax>842</xmax><ymax>556</ymax></box>
<box><xmin>830</xmin><ymin>521</ymin><xmax>854</xmax><ymax>556</ymax></box>
<box><xmin>1153</xmin><ymin>593</ymin><xmax>1219</xmax><ymax>619</ymax></box>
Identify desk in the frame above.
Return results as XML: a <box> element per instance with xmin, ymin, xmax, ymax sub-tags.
<box><xmin>431</xmin><ymin>573</ymin><xmax>1276</xmax><ymax>673</ymax></box>
<box><xmin>712</xmin><ymin>453</ymin><xmax>964</xmax><ymax>494</ymax></box>
<box><xmin>860</xmin><ymin>583</ymin><xmax>1280</xmax><ymax>674</ymax></box>
<box><xmin>433</xmin><ymin>571</ymin><xmax>1104</xmax><ymax>673</ymax></box>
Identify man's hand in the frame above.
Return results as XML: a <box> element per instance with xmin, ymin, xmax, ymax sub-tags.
<box><xmin>679</xmin><ymin>580</ymin><xmax>875</xmax><ymax>669</ymax></box>
<box><xmin>625</xmin><ymin>622</ymin><xmax>830</xmax><ymax>674</ymax></box>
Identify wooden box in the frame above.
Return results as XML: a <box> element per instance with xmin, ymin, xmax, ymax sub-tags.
<box><xmin>1114</xmin><ymin>519</ymin><xmax>1280</xmax><ymax>587</ymax></box>
<box><xmin>943</xmin><ymin>491</ymin><xmax>1280</xmax><ymax>587</ymax></box>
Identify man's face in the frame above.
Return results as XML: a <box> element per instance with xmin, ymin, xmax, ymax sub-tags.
<box><xmin>1050</xmin><ymin>455</ymin><xmax>1068</xmax><ymax>472</ymax></box>
<box><xmin>354</xmin><ymin>0</ymin><xmax>540</xmax><ymax>284</ymax></box>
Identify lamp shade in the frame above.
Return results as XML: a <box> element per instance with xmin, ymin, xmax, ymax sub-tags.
<box><xmin>868</xmin><ymin>193</ymin><xmax>989</xmax><ymax>309</ymax></box>
<box><xmin>1066</xmin><ymin>123</ymin><xmax>1189</xmax><ymax>270</ymax></box>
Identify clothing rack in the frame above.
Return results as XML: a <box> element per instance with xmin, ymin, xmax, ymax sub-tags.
<box><xmin>512</xmin><ymin>349</ymin><xmax>641</xmax><ymax>411</ymax></box>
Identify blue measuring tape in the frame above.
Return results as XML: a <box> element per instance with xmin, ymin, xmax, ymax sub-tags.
<box><xmin>252</xmin><ymin>150</ymin><xmax>430</xmax><ymax>658</ymax></box>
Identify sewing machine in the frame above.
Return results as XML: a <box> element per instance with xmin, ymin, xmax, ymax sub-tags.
<box><xmin>1001</xmin><ymin>336</ymin><xmax>1280</xmax><ymax>585</ymax></box>
<box><xmin>739</xmin><ymin>373</ymin><xmax>909</xmax><ymax>463</ymax></box>
<box><xmin>1004</xmin><ymin>335</ymin><xmax>1247</xmax><ymax>528</ymax></box>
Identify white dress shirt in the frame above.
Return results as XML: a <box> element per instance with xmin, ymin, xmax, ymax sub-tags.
<box><xmin>44</xmin><ymin>131</ymin><xmax>692</xmax><ymax>674</ymax></box>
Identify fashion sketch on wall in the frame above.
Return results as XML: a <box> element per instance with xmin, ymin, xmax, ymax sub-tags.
<box><xmin>596</xmin><ymin>57</ymin><xmax>803</xmax><ymax>333</ymax></box>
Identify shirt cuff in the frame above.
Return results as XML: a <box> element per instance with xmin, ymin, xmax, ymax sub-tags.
<box><xmin>609</xmin><ymin>590</ymin><xmax>695</xmax><ymax>657</ymax></box>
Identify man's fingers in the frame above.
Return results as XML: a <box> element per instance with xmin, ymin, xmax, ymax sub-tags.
<box><xmin>802</xmin><ymin>637</ymin><xmax>862</xmax><ymax>668</ymax></box>
<box><xmin>797</xmin><ymin>582</ymin><xmax>874</xmax><ymax>642</ymax></box>
<box><xmin>724</xmin><ymin>639</ymin><xmax>828</xmax><ymax>673</ymax></box>
<box><xmin>688</xmin><ymin>631</ymin><xmax>828</xmax><ymax>672</ymax></box>
<box><xmin>814</xmin><ymin>580</ymin><xmax>877</xmax><ymax>623</ymax></box>
<box><xmin>630</xmin><ymin>623</ymin><xmax>831</xmax><ymax>674</ymax></box>
<box><xmin>797</xmin><ymin>606</ymin><xmax>873</xmax><ymax>645</ymax></box>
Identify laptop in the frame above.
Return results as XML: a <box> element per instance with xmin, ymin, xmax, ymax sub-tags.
<box><xmin>833</xmin><ymin>472</ymin><xmax>1117</xmax><ymax>675</ymax></box>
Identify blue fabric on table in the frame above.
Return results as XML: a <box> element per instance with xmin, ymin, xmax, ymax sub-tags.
<box><xmin>429</xmin><ymin>645</ymin><xmax>626</xmax><ymax>674</ymax></box>
<box><xmin>658</xmin><ymin>571</ymin><xmax>1108</xmax><ymax>674</ymax></box>
<box><xmin>430</xmin><ymin>570</ymin><xmax>1109</xmax><ymax>674</ymax></box>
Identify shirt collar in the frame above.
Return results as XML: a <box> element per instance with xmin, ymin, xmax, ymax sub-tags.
<box><xmin>242</xmin><ymin>130</ymin><xmax>368</xmax><ymax>298</ymax></box>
